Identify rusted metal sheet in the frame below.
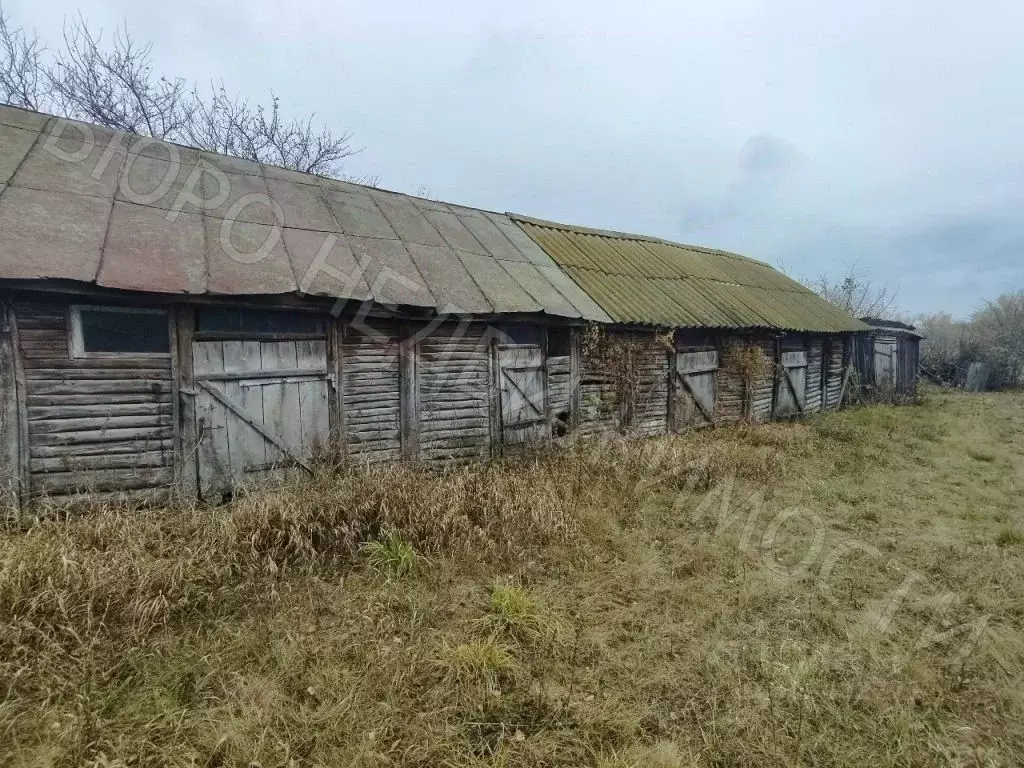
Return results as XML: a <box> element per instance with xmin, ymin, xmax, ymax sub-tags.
<box><xmin>514</xmin><ymin>216</ymin><xmax>870</xmax><ymax>333</ymax></box>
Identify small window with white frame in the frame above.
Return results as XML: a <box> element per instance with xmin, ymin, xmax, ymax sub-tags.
<box><xmin>70</xmin><ymin>305</ymin><xmax>170</xmax><ymax>357</ymax></box>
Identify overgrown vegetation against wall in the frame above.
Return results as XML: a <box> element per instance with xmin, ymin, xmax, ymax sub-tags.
<box><xmin>581</xmin><ymin>324</ymin><xmax>673</xmax><ymax>431</ymax></box>
<box><xmin>722</xmin><ymin>340</ymin><xmax>774</xmax><ymax>420</ymax></box>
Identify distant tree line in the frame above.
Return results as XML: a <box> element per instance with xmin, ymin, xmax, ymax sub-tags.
<box><xmin>0</xmin><ymin>3</ymin><xmax>365</xmax><ymax>179</ymax></box>
<box><xmin>915</xmin><ymin>293</ymin><xmax>1024</xmax><ymax>390</ymax></box>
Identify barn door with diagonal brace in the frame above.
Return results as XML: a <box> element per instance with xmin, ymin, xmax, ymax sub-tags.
<box><xmin>497</xmin><ymin>345</ymin><xmax>548</xmax><ymax>447</ymax></box>
<box><xmin>775</xmin><ymin>350</ymin><xmax>808</xmax><ymax>418</ymax></box>
<box><xmin>673</xmin><ymin>350</ymin><xmax>718</xmax><ymax>430</ymax></box>
<box><xmin>192</xmin><ymin>340</ymin><xmax>331</xmax><ymax>500</ymax></box>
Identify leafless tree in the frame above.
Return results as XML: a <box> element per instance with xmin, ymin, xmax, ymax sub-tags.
<box><xmin>0</xmin><ymin>5</ymin><xmax>361</xmax><ymax>179</ymax></box>
<box><xmin>811</xmin><ymin>263</ymin><xmax>899</xmax><ymax>319</ymax></box>
<box><xmin>0</xmin><ymin>4</ymin><xmax>40</xmax><ymax>110</ymax></box>
<box><xmin>970</xmin><ymin>292</ymin><xmax>1024</xmax><ymax>387</ymax></box>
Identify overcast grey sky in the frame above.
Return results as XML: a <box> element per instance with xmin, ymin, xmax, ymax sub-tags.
<box><xmin>9</xmin><ymin>0</ymin><xmax>1024</xmax><ymax>317</ymax></box>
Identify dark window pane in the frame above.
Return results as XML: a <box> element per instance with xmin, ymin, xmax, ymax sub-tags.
<box><xmin>548</xmin><ymin>328</ymin><xmax>571</xmax><ymax>357</ymax></box>
<box><xmin>79</xmin><ymin>309</ymin><xmax>169</xmax><ymax>354</ymax></box>
<box><xmin>499</xmin><ymin>324</ymin><xmax>543</xmax><ymax>346</ymax></box>
<box><xmin>199</xmin><ymin>309</ymin><xmax>322</xmax><ymax>335</ymax></box>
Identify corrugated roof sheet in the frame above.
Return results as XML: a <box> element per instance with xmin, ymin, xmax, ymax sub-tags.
<box><xmin>514</xmin><ymin>216</ymin><xmax>869</xmax><ymax>333</ymax></box>
<box><xmin>0</xmin><ymin>105</ymin><xmax>863</xmax><ymax>333</ymax></box>
<box><xmin>0</xmin><ymin>105</ymin><xmax>610</xmax><ymax>322</ymax></box>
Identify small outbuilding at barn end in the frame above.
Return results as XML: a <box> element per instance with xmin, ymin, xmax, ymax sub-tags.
<box><xmin>854</xmin><ymin>317</ymin><xmax>924</xmax><ymax>400</ymax></box>
<box><xmin>0</xmin><ymin>106</ymin><xmax>873</xmax><ymax>506</ymax></box>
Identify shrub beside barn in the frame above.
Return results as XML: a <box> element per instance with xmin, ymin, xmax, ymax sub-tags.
<box><xmin>0</xmin><ymin>105</ymin><xmax>873</xmax><ymax>507</ymax></box>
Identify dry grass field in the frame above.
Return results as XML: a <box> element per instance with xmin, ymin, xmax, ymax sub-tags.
<box><xmin>1</xmin><ymin>390</ymin><xmax>1022</xmax><ymax>767</ymax></box>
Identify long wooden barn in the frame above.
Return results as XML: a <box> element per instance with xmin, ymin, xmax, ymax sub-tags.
<box><xmin>0</xmin><ymin>105</ymin><xmax>869</xmax><ymax>506</ymax></box>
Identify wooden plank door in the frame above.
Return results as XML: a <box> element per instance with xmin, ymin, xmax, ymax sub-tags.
<box><xmin>874</xmin><ymin>337</ymin><xmax>898</xmax><ymax>388</ymax></box>
<box><xmin>775</xmin><ymin>350</ymin><xmax>808</xmax><ymax>417</ymax></box>
<box><xmin>497</xmin><ymin>345</ymin><xmax>548</xmax><ymax>446</ymax></box>
<box><xmin>192</xmin><ymin>339</ymin><xmax>330</xmax><ymax>500</ymax></box>
<box><xmin>674</xmin><ymin>350</ymin><xmax>717</xmax><ymax>430</ymax></box>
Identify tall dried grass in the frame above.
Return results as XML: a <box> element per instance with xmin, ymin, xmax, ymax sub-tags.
<box><xmin>10</xmin><ymin>398</ymin><xmax>1016</xmax><ymax>766</ymax></box>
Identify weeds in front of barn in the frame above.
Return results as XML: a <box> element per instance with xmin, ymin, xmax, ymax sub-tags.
<box><xmin>1</xmin><ymin>390</ymin><xmax>1023</xmax><ymax>766</ymax></box>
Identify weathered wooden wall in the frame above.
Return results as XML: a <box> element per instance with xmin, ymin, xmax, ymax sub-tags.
<box><xmin>547</xmin><ymin>351</ymin><xmax>572</xmax><ymax>426</ymax></box>
<box><xmin>578</xmin><ymin>330</ymin><xmax>670</xmax><ymax>436</ymax></box>
<box><xmin>0</xmin><ymin>300</ymin><xmax>21</xmax><ymax>503</ymax></box>
<box><xmin>341</xmin><ymin>320</ymin><xmax>404</xmax><ymax>461</ymax></box>
<box><xmin>748</xmin><ymin>335</ymin><xmax>777</xmax><ymax>422</ymax></box>
<box><xmin>418</xmin><ymin>324</ymin><xmax>492</xmax><ymax>461</ymax></box>
<box><xmin>824</xmin><ymin>337</ymin><xmax>846</xmax><ymax>410</ymax></box>
<box><xmin>579</xmin><ymin>336</ymin><xmax>618</xmax><ymax>435</ymax></box>
<box><xmin>2</xmin><ymin>290</ymin><xmax>872</xmax><ymax>505</ymax></box>
<box><xmin>631</xmin><ymin>335</ymin><xmax>670</xmax><ymax>436</ymax></box>
<box><xmin>13</xmin><ymin>300</ymin><xmax>174</xmax><ymax>499</ymax></box>
<box><xmin>897</xmin><ymin>335</ymin><xmax>919</xmax><ymax>395</ymax></box>
<box><xmin>806</xmin><ymin>337</ymin><xmax>824</xmax><ymax>414</ymax></box>
<box><xmin>714</xmin><ymin>336</ymin><xmax>745</xmax><ymax>424</ymax></box>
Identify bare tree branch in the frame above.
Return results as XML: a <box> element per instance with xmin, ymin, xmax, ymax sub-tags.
<box><xmin>0</xmin><ymin>6</ymin><xmax>363</xmax><ymax>179</ymax></box>
<box><xmin>0</xmin><ymin>2</ymin><xmax>42</xmax><ymax>110</ymax></box>
<box><xmin>811</xmin><ymin>263</ymin><xmax>899</xmax><ymax>319</ymax></box>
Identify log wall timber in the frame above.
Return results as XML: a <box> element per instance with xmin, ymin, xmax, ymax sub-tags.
<box><xmin>13</xmin><ymin>300</ymin><xmax>174</xmax><ymax>497</ymax></box>
<box><xmin>715</xmin><ymin>339</ymin><xmax>745</xmax><ymax>424</ymax></box>
<box><xmin>806</xmin><ymin>337</ymin><xmax>824</xmax><ymax>414</ymax></box>
<box><xmin>749</xmin><ymin>335</ymin><xmax>777</xmax><ymax>423</ymax></box>
<box><xmin>342</xmin><ymin>320</ymin><xmax>403</xmax><ymax>460</ymax></box>
<box><xmin>578</xmin><ymin>330</ymin><xmax>669</xmax><ymax>435</ymax></box>
<box><xmin>579</xmin><ymin>333</ymin><xmax>617</xmax><ymax>435</ymax></box>
<box><xmin>547</xmin><ymin>354</ymin><xmax>572</xmax><ymax>425</ymax></box>
<box><xmin>417</xmin><ymin>324</ymin><xmax>491</xmax><ymax>461</ymax></box>
<box><xmin>632</xmin><ymin>337</ymin><xmax>670</xmax><ymax>436</ymax></box>
<box><xmin>824</xmin><ymin>338</ymin><xmax>846</xmax><ymax>411</ymax></box>
<box><xmin>0</xmin><ymin>300</ymin><xmax>21</xmax><ymax>504</ymax></box>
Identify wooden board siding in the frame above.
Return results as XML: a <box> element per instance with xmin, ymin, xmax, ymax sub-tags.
<box><xmin>715</xmin><ymin>340</ymin><xmax>744</xmax><ymax>424</ymax></box>
<box><xmin>418</xmin><ymin>325</ymin><xmax>491</xmax><ymax>461</ymax></box>
<box><xmin>578</xmin><ymin>331</ymin><xmax>668</xmax><ymax>435</ymax></box>
<box><xmin>806</xmin><ymin>338</ymin><xmax>824</xmax><ymax>414</ymax></box>
<box><xmin>342</xmin><ymin>321</ymin><xmax>403</xmax><ymax>460</ymax></box>
<box><xmin>14</xmin><ymin>301</ymin><xmax>174</xmax><ymax>497</ymax></box>
<box><xmin>579</xmin><ymin>376</ymin><xmax>617</xmax><ymax>435</ymax></box>
<box><xmin>632</xmin><ymin>341</ymin><xmax>669</xmax><ymax>436</ymax></box>
<box><xmin>548</xmin><ymin>354</ymin><xmax>572</xmax><ymax>421</ymax></box>
<box><xmin>897</xmin><ymin>336</ymin><xmax>919</xmax><ymax>395</ymax></box>
<box><xmin>0</xmin><ymin>301</ymin><xmax>21</xmax><ymax>502</ymax></box>
<box><xmin>749</xmin><ymin>337</ymin><xmax>777</xmax><ymax>422</ymax></box>
<box><xmin>825</xmin><ymin>338</ymin><xmax>845</xmax><ymax>410</ymax></box>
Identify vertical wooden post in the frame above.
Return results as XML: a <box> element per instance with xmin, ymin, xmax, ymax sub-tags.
<box><xmin>820</xmin><ymin>336</ymin><xmax>830</xmax><ymax>413</ymax></box>
<box><xmin>568</xmin><ymin>327</ymin><xmax>582</xmax><ymax>432</ymax></box>
<box><xmin>328</xmin><ymin>317</ymin><xmax>347</xmax><ymax>457</ymax></box>
<box><xmin>770</xmin><ymin>335</ymin><xmax>782</xmax><ymax>420</ymax></box>
<box><xmin>174</xmin><ymin>307</ymin><xmax>199</xmax><ymax>500</ymax></box>
<box><xmin>488</xmin><ymin>334</ymin><xmax>502</xmax><ymax>458</ymax></box>
<box><xmin>541</xmin><ymin>327</ymin><xmax>552</xmax><ymax>445</ymax></box>
<box><xmin>398</xmin><ymin>323</ymin><xmax>419</xmax><ymax>461</ymax></box>
<box><xmin>0</xmin><ymin>299</ymin><xmax>24</xmax><ymax>511</ymax></box>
